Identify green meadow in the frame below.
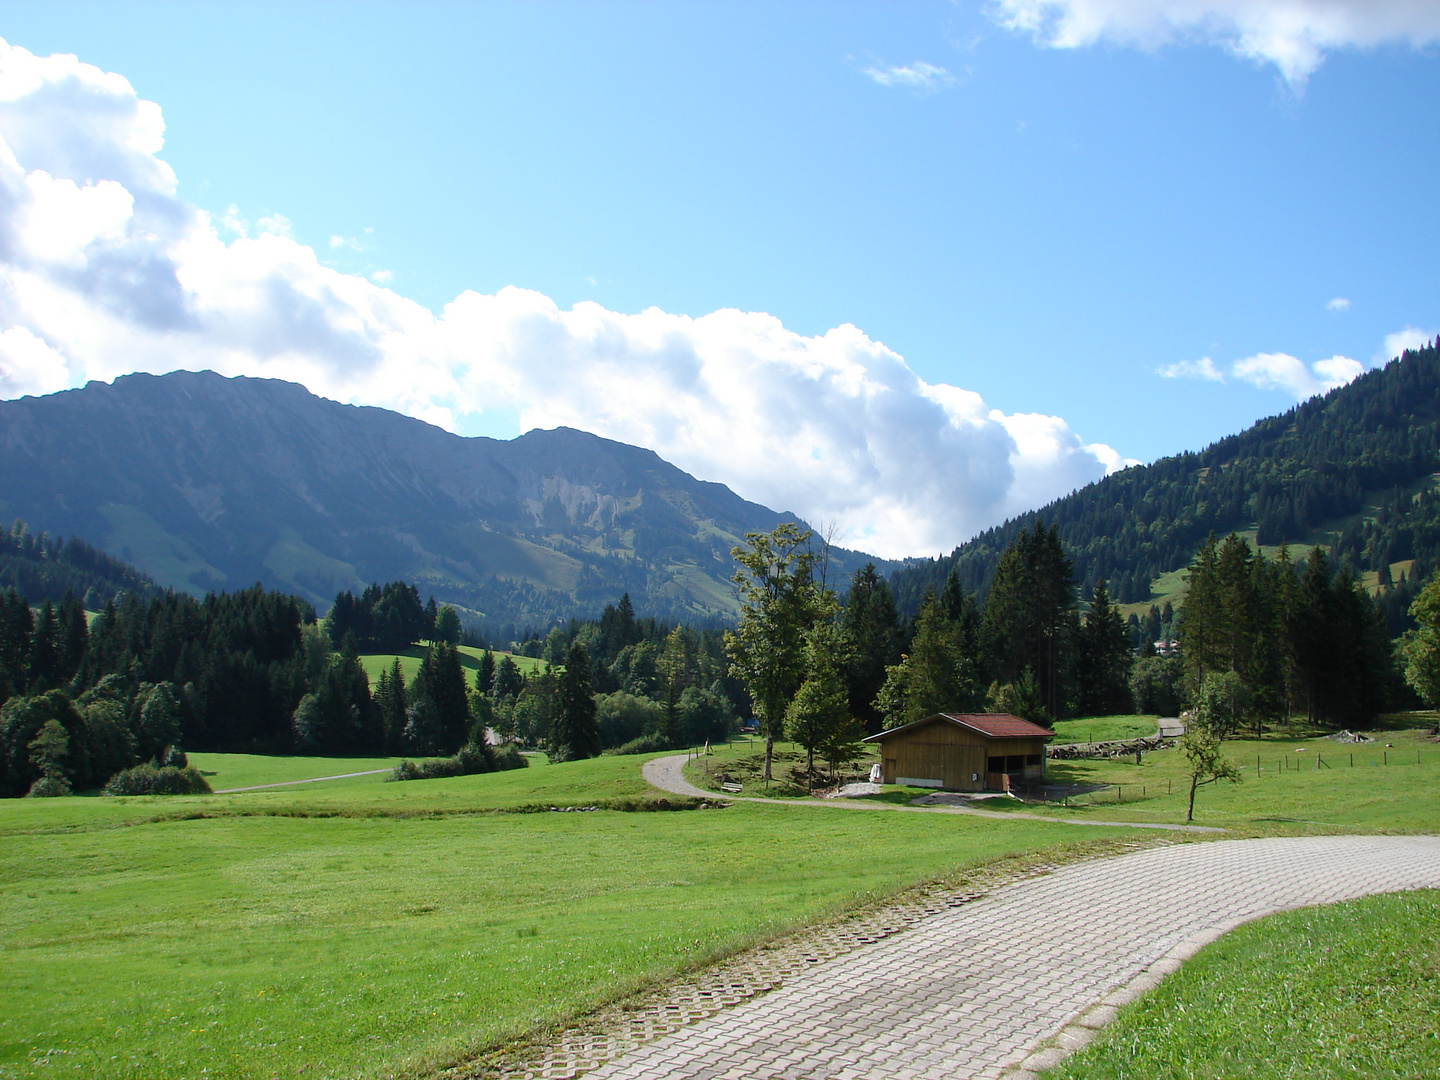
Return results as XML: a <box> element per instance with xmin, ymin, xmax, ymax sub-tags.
<box><xmin>0</xmin><ymin>751</ymin><xmax>1137</xmax><ymax>1080</ymax></box>
<box><xmin>4</xmin><ymin>718</ymin><xmax>1435</xmax><ymax>1080</ymax></box>
<box><xmin>983</xmin><ymin>724</ymin><xmax>1440</xmax><ymax>834</ymax></box>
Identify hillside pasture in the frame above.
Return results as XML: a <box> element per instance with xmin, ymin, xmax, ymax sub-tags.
<box><xmin>358</xmin><ymin>644</ymin><xmax>545</xmax><ymax>685</ymax></box>
<box><xmin>682</xmin><ymin>725</ymin><xmax>1440</xmax><ymax>833</ymax></box>
<box><xmin>188</xmin><ymin>753</ymin><xmax>403</xmax><ymax>791</ymax></box>
<box><xmin>0</xmin><ymin>752</ymin><xmax>1135</xmax><ymax>1080</ymax></box>
<box><xmin>1047</xmin><ymin>715</ymin><xmax>1158</xmax><ymax>744</ymax></box>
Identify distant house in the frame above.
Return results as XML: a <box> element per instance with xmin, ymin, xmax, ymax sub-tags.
<box><xmin>862</xmin><ymin>712</ymin><xmax>1056</xmax><ymax>792</ymax></box>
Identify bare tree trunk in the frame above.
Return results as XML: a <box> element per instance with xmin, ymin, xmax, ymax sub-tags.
<box><xmin>1187</xmin><ymin>773</ymin><xmax>1200</xmax><ymax>821</ymax></box>
<box><xmin>764</xmin><ymin>730</ymin><xmax>774</xmax><ymax>783</ymax></box>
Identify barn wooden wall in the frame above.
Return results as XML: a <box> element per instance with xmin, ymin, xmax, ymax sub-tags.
<box><xmin>878</xmin><ymin>722</ymin><xmax>1047</xmax><ymax>791</ymax></box>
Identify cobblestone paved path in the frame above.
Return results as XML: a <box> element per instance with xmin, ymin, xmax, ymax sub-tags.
<box><xmin>575</xmin><ymin>835</ymin><xmax>1440</xmax><ymax>1080</ymax></box>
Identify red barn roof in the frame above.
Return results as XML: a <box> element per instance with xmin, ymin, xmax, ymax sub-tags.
<box><xmin>862</xmin><ymin>712</ymin><xmax>1056</xmax><ymax>743</ymax></box>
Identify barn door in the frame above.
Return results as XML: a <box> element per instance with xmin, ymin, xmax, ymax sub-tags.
<box><xmin>943</xmin><ymin>747</ymin><xmax>984</xmax><ymax>791</ymax></box>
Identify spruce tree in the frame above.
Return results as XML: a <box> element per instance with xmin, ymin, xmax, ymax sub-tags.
<box><xmin>980</xmin><ymin>523</ymin><xmax>1075</xmax><ymax>720</ymax></box>
<box><xmin>553</xmin><ymin>643</ymin><xmax>599</xmax><ymax>761</ymax></box>
<box><xmin>26</xmin><ymin>600</ymin><xmax>61</xmax><ymax>693</ymax></box>
<box><xmin>1076</xmin><ymin>579</ymin><xmax>1132</xmax><ymax>716</ymax></box>
<box><xmin>841</xmin><ymin>563</ymin><xmax>901</xmax><ymax>733</ymax></box>
<box><xmin>1179</xmin><ymin>534</ymin><xmax>1225</xmax><ymax>692</ymax></box>
<box><xmin>492</xmin><ymin>655</ymin><xmax>525</xmax><ymax>701</ymax></box>
<box><xmin>476</xmin><ymin>650</ymin><xmax>496</xmax><ymax>698</ymax></box>
<box><xmin>875</xmin><ymin>594</ymin><xmax>980</xmax><ymax>727</ymax></box>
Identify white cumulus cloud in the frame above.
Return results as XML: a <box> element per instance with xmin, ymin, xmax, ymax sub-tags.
<box><xmin>1160</xmin><ymin>348</ymin><xmax>1380</xmax><ymax>399</ymax></box>
<box><xmin>1383</xmin><ymin>325</ymin><xmax>1437</xmax><ymax>361</ymax></box>
<box><xmin>1231</xmin><ymin>351</ymin><xmax>1362</xmax><ymax>397</ymax></box>
<box><xmin>1326</xmin><ymin>296</ymin><xmax>1350</xmax><ymax>311</ymax></box>
<box><xmin>1158</xmin><ymin>356</ymin><xmax>1225</xmax><ymax>381</ymax></box>
<box><xmin>0</xmin><ymin>38</ymin><xmax>1134</xmax><ymax>560</ymax></box>
<box><xmin>862</xmin><ymin>61</ymin><xmax>957</xmax><ymax>92</ymax></box>
<box><xmin>991</xmin><ymin>0</ymin><xmax>1440</xmax><ymax>89</ymax></box>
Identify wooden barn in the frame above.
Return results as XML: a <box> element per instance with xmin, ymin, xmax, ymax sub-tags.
<box><xmin>862</xmin><ymin>713</ymin><xmax>1056</xmax><ymax>792</ymax></box>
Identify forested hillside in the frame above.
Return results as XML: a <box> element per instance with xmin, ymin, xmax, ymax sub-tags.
<box><xmin>0</xmin><ymin>521</ymin><xmax>160</xmax><ymax>608</ymax></box>
<box><xmin>893</xmin><ymin>339</ymin><xmax>1440</xmax><ymax>612</ymax></box>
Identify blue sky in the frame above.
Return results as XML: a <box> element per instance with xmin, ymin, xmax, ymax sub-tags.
<box><xmin>0</xmin><ymin>1</ymin><xmax>1436</xmax><ymax>557</ymax></box>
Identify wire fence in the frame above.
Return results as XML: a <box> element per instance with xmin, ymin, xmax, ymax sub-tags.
<box><xmin>1031</xmin><ymin>744</ymin><xmax>1435</xmax><ymax>807</ymax></box>
<box><xmin>1035</xmin><ymin>781</ymin><xmax>1172</xmax><ymax>807</ymax></box>
<box><xmin>1252</xmin><ymin>746</ymin><xmax>1429</xmax><ymax>776</ymax></box>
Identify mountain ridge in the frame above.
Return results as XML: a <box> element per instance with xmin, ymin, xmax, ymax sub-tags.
<box><xmin>0</xmin><ymin>370</ymin><xmax>883</xmax><ymax>629</ymax></box>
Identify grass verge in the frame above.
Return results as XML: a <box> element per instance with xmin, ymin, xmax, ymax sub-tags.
<box><xmin>1045</xmin><ymin>889</ymin><xmax>1440</xmax><ymax>1080</ymax></box>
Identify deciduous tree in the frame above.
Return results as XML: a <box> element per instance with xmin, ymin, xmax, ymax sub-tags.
<box><xmin>725</xmin><ymin>523</ymin><xmax>824</xmax><ymax>782</ymax></box>
<box><xmin>1404</xmin><ymin>573</ymin><xmax>1440</xmax><ymax>705</ymax></box>
<box><xmin>787</xmin><ymin>622</ymin><xmax>851</xmax><ymax>786</ymax></box>
<box><xmin>1179</xmin><ymin>728</ymin><xmax>1242</xmax><ymax>822</ymax></box>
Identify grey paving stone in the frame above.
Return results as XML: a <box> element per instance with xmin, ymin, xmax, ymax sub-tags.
<box><xmin>575</xmin><ymin>836</ymin><xmax>1440</xmax><ymax>1080</ymax></box>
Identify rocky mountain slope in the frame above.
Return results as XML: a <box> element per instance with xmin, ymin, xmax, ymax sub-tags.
<box><xmin>0</xmin><ymin>371</ymin><xmax>878</xmax><ymax>629</ymax></box>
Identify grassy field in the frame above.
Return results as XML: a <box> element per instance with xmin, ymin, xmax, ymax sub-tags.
<box><xmin>680</xmin><ymin>724</ymin><xmax>1440</xmax><ymax>834</ymax></box>
<box><xmin>1048</xmin><ymin>715</ymin><xmax>1159</xmax><ymax>744</ymax></box>
<box><xmin>0</xmin><ymin>751</ymin><xmax>1138</xmax><ymax>1080</ymax></box>
<box><xmin>358</xmin><ymin>645</ymin><xmax>545</xmax><ymax>685</ymax></box>
<box><xmin>1009</xmin><ymin>726</ymin><xmax>1440</xmax><ymax>833</ymax></box>
<box><xmin>189</xmin><ymin>753</ymin><xmax>403</xmax><ymax>791</ymax></box>
<box><xmin>1045</xmin><ymin>889</ymin><xmax>1440</xmax><ymax>1080</ymax></box>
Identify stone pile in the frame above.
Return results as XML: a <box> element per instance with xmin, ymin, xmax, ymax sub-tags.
<box><xmin>1047</xmin><ymin>735</ymin><xmax>1172</xmax><ymax>760</ymax></box>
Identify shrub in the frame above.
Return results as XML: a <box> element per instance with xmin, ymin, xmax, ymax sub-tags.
<box><xmin>388</xmin><ymin>741</ymin><xmax>529</xmax><ymax>782</ymax></box>
<box><xmin>603</xmin><ymin>732</ymin><xmax>670</xmax><ymax>756</ymax></box>
<box><xmin>26</xmin><ymin>775</ymin><xmax>72</xmax><ymax>798</ymax></box>
<box><xmin>596</xmin><ymin>691</ymin><xmax>663</xmax><ymax>749</ymax></box>
<box><xmin>103</xmin><ymin>763</ymin><xmax>213</xmax><ymax>796</ymax></box>
<box><xmin>491</xmin><ymin>744</ymin><xmax>528</xmax><ymax>771</ymax></box>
